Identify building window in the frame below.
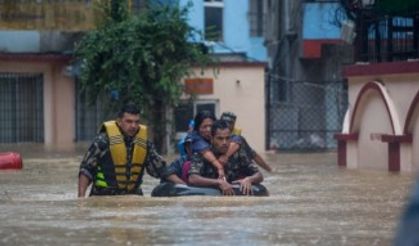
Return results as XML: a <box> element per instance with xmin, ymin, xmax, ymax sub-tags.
<box><xmin>249</xmin><ymin>0</ymin><xmax>264</xmax><ymax>37</ymax></box>
<box><xmin>204</xmin><ymin>0</ymin><xmax>224</xmax><ymax>41</ymax></box>
<box><xmin>195</xmin><ymin>100</ymin><xmax>217</xmax><ymax>115</ymax></box>
<box><xmin>174</xmin><ymin>103</ymin><xmax>194</xmax><ymax>132</ymax></box>
<box><xmin>174</xmin><ymin>99</ymin><xmax>218</xmax><ymax>132</ymax></box>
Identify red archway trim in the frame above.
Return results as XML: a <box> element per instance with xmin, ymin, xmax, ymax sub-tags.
<box><xmin>334</xmin><ymin>133</ymin><xmax>359</xmax><ymax>167</ymax></box>
<box><xmin>350</xmin><ymin>81</ymin><xmax>395</xmax><ymax>134</ymax></box>
<box><xmin>403</xmin><ymin>90</ymin><xmax>419</xmax><ymax>134</ymax></box>
<box><xmin>343</xmin><ymin>61</ymin><xmax>419</xmax><ymax>77</ymax></box>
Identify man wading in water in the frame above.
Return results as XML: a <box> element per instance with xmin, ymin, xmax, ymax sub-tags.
<box><xmin>78</xmin><ymin>103</ymin><xmax>184</xmax><ymax>197</ymax></box>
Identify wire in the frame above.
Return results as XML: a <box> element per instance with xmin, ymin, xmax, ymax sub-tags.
<box><xmin>266</xmin><ymin>72</ymin><xmax>345</xmax><ymax>84</ymax></box>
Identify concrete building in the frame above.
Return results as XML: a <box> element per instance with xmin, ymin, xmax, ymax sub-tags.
<box><xmin>263</xmin><ymin>0</ymin><xmax>351</xmax><ymax>150</ymax></box>
<box><xmin>0</xmin><ymin>0</ymin><xmax>268</xmax><ymax>152</ymax></box>
<box><xmin>336</xmin><ymin>1</ymin><xmax>419</xmax><ymax>172</ymax></box>
<box><xmin>0</xmin><ymin>33</ymin><xmax>84</xmax><ymax>148</ymax></box>
<box><xmin>172</xmin><ymin>0</ymin><xmax>268</xmax><ymax>152</ymax></box>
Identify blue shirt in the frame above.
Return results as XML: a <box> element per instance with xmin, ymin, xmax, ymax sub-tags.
<box><xmin>177</xmin><ymin>133</ymin><xmax>188</xmax><ymax>158</ymax></box>
<box><xmin>185</xmin><ymin>131</ymin><xmax>211</xmax><ymax>154</ymax></box>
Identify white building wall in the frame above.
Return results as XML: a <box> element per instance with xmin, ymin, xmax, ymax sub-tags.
<box><xmin>187</xmin><ymin>64</ymin><xmax>266</xmax><ymax>152</ymax></box>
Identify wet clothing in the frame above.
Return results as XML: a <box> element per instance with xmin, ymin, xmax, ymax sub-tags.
<box><xmin>178</xmin><ymin>132</ymin><xmax>255</xmax><ymax>183</ymax></box>
<box><xmin>79</xmin><ymin>122</ymin><xmax>170</xmax><ymax>196</ymax></box>
<box><xmin>177</xmin><ymin>119</ymin><xmax>195</xmax><ymax>157</ymax></box>
<box><xmin>164</xmin><ymin>155</ymin><xmax>190</xmax><ymax>183</ymax></box>
<box><xmin>171</xmin><ymin>131</ymin><xmax>211</xmax><ymax>184</ymax></box>
<box><xmin>93</xmin><ymin>121</ymin><xmax>148</xmax><ymax>193</ymax></box>
<box><xmin>189</xmin><ymin>146</ymin><xmax>260</xmax><ymax>183</ymax></box>
<box><xmin>237</xmin><ymin>135</ymin><xmax>257</xmax><ymax>159</ymax></box>
<box><xmin>177</xmin><ymin>134</ymin><xmax>188</xmax><ymax>158</ymax></box>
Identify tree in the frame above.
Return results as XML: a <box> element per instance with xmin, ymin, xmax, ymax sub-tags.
<box><xmin>75</xmin><ymin>0</ymin><xmax>211</xmax><ymax>153</ymax></box>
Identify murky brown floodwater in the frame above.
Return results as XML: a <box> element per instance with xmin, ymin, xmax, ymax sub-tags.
<box><xmin>0</xmin><ymin>144</ymin><xmax>415</xmax><ymax>245</ymax></box>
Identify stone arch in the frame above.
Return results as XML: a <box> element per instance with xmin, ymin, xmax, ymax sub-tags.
<box><xmin>403</xmin><ymin>89</ymin><xmax>419</xmax><ymax>171</ymax></box>
<box><xmin>349</xmin><ymin>81</ymin><xmax>402</xmax><ymax>170</ymax></box>
<box><xmin>350</xmin><ymin>81</ymin><xmax>402</xmax><ymax>135</ymax></box>
<box><xmin>404</xmin><ymin>89</ymin><xmax>419</xmax><ymax>134</ymax></box>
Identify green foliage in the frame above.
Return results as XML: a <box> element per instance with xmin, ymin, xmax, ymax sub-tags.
<box><xmin>75</xmin><ymin>0</ymin><xmax>211</xmax><ymax>118</ymax></box>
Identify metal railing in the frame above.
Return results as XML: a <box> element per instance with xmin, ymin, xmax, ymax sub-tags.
<box><xmin>355</xmin><ymin>14</ymin><xmax>419</xmax><ymax>62</ymax></box>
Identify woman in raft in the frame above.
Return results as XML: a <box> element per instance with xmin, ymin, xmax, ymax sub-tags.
<box><xmin>164</xmin><ymin>110</ymin><xmax>223</xmax><ymax>183</ymax></box>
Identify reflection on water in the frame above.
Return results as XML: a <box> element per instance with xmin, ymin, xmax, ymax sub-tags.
<box><xmin>0</xmin><ymin>144</ymin><xmax>415</xmax><ymax>245</ymax></box>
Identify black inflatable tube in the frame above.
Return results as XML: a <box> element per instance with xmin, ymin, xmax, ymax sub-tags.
<box><xmin>151</xmin><ymin>182</ymin><xmax>269</xmax><ymax>197</ymax></box>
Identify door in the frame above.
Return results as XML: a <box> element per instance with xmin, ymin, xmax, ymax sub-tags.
<box><xmin>174</xmin><ymin>99</ymin><xmax>219</xmax><ymax>133</ymax></box>
<box><xmin>0</xmin><ymin>73</ymin><xmax>44</xmax><ymax>143</ymax></box>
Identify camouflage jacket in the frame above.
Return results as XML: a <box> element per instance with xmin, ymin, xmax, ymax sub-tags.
<box><xmin>188</xmin><ymin>146</ymin><xmax>259</xmax><ymax>183</ymax></box>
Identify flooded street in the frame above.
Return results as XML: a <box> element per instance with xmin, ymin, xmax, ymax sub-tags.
<box><xmin>0</xmin><ymin>144</ymin><xmax>415</xmax><ymax>245</ymax></box>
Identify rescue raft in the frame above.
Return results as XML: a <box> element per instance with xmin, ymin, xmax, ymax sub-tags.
<box><xmin>151</xmin><ymin>182</ymin><xmax>269</xmax><ymax>197</ymax></box>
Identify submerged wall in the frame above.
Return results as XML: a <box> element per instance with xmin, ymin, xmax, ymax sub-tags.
<box><xmin>337</xmin><ymin>61</ymin><xmax>419</xmax><ymax>172</ymax></box>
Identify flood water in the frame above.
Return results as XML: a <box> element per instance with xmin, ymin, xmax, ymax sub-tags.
<box><xmin>0</xmin><ymin>144</ymin><xmax>416</xmax><ymax>245</ymax></box>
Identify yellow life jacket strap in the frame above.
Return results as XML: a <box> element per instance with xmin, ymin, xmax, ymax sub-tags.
<box><xmin>132</xmin><ymin>124</ymin><xmax>147</xmax><ymax>164</ymax></box>
<box><xmin>103</xmin><ymin>121</ymin><xmax>126</xmax><ymax>165</ymax></box>
<box><xmin>129</xmin><ymin>124</ymin><xmax>147</xmax><ymax>190</ymax></box>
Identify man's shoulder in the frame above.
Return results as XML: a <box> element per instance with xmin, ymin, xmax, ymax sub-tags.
<box><xmin>190</xmin><ymin>152</ymin><xmax>207</xmax><ymax>164</ymax></box>
<box><xmin>230</xmin><ymin>146</ymin><xmax>253</xmax><ymax>163</ymax></box>
<box><xmin>144</xmin><ymin>140</ymin><xmax>155</xmax><ymax>150</ymax></box>
<box><xmin>92</xmin><ymin>132</ymin><xmax>109</xmax><ymax>147</ymax></box>
<box><xmin>96</xmin><ymin>131</ymin><xmax>108</xmax><ymax>139</ymax></box>
<box><xmin>233</xmin><ymin>145</ymin><xmax>248</xmax><ymax>155</ymax></box>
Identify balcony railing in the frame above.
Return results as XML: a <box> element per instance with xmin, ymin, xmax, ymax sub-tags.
<box><xmin>339</xmin><ymin>0</ymin><xmax>419</xmax><ymax>63</ymax></box>
<box><xmin>354</xmin><ymin>14</ymin><xmax>419</xmax><ymax>63</ymax></box>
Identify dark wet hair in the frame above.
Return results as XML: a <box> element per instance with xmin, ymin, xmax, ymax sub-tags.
<box><xmin>193</xmin><ymin>110</ymin><xmax>216</xmax><ymax>131</ymax></box>
<box><xmin>220</xmin><ymin>111</ymin><xmax>237</xmax><ymax>123</ymax></box>
<box><xmin>211</xmin><ymin>120</ymin><xmax>230</xmax><ymax>136</ymax></box>
<box><xmin>118</xmin><ymin>102</ymin><xmax>140</xmax><ymax>118</ymax></box>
